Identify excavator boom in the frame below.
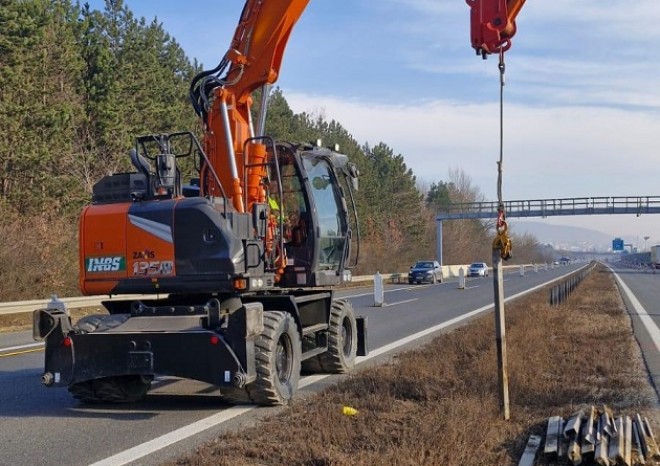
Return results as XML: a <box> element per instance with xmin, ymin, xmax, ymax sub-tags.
<box><xmin>191</xmin><ymin>0</ymin><xmax>310</xmax><ymax>213</ymax></box>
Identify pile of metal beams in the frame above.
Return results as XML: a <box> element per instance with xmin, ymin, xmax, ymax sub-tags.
<box><xmin>519</xmin><ymin>405</ymin><xmax>660</xmax><ymax>465</ymax></box>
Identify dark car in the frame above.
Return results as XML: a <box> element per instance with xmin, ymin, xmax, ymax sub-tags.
<box><xmin>468</xmin><ymin>262</ymin><xmax>489</xmax><ymax>277</ymax></box>
<box><xmin>408</xmin><ymin>260</ymin><xmax>443</xmax><ymax>284</ymax></box>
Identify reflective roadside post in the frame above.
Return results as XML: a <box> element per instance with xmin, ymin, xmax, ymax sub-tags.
<box><xmin>373</xmin><ymin>271</ymin><xmax>384</xmax><ymax>307</ymax></box>
<box><xmin>519</xmin><ymin>265</ymin><xmax>525</xmax><ymax>277</ymax></box>
<box><xmin>458</xmin><ymin>268</ymin><xmax>465</xmax><ymax>289</ymax></box>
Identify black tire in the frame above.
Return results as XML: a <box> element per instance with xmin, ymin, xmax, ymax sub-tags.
<box><xmin>69</xmin><ymin>314</ymin><xmax>149</xmax><ymax>403</ymax></box>
<box><xmin>301</xmin><ymin>299</ymin><xmax>357</xmax><ymax>374</ymax></box>
<box><xmin>408</xmin><ymin>279</ymin><xmax>413</xmax><ymax>284</ymax></box>
<box><xmin>69</xmin><ymin>375</ymin><xmax>152</xmax><ymax>403</ymax></box>
<box><xmin>223</xmin><ymin>311</ymin><xmax>301</xmax><ymax>406</ymax></box>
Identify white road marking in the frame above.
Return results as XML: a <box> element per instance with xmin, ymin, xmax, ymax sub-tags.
<box><xmin>383</xmin><ymin>298</ymin><xmax>418</xmax><ymax>307</ymax></box>
<box><xmin>0</xmin><ymin>342</ymin><xmax>43</xmax><ymax>353</ymax></box>
<box><xmin>610</xmin><ymin>269</ymin><xmax>660</xmax><ymax>353</ymax></box>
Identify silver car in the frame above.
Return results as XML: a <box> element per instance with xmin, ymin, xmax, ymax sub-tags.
<box><xmin>468</xmin><ymin>262</ymin><xmax>489</xmax><ymax>277</ymax></box>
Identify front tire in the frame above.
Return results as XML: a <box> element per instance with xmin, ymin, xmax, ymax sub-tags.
<box><xmin>302</xmin><ymin>299</ymin><xmax>358</xmax><ymax>374</ymax></box>
<box><xmin>223</xmin><ymin>311</ymin><xmax>301</xmax><ymax>406</ymax></box>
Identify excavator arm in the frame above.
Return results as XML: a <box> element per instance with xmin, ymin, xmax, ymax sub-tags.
<box><xmin>190</xmin><ymin>0</ymin><xmax>310</xmax><ymax>212</ymax></box>
<box><xmin>467</xmin><ymin>0</ymin><xmax>527</xmax><ymax>57</ymax></box>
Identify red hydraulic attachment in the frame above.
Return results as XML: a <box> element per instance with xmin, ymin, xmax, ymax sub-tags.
<box><xmin>466</xmin><ymin>0</ymin><xmax>526</xmax><ymax>57</ymax></box>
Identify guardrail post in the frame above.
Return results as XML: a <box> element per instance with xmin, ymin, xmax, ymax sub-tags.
<box><xmin>458</xmin><ymin>268</ymin><xmax>465</xmax><ymax>289</ymax></box>
<box><xmin>373</xmin><ymin>271</ymin><xmax>384</xmax><ymax>307</ymax></box>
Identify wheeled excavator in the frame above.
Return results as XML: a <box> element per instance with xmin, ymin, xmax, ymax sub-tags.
<box><xmin>33</xmin><ymin>0</ymin><xmax>365</xmax><ymax>406</ymax></box>
<box><xmin>33</xmin><ymin>0</ymin><xmax>526</xmax><ymax>406</ymax></box>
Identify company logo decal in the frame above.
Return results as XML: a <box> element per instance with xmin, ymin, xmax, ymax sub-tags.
<box><xmin>86</xmin><ymin>256</ymin><xmax>126</xmax><ymax>273</ymax></box>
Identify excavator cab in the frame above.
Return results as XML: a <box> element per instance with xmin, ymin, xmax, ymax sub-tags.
<box><xmin>269</xmin><ymin>142</ymin><xmax>359</xmax><ymax>287</ymax></box>
<box><xmin>80</xmin><ymin>131</ymin><xmax>358</xmax><ymax>295</ymax></box>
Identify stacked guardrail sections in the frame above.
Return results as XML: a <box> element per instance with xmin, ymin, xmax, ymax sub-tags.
<box><xmin>538</xmin><ymin>405</ymin><xmax>660</xmax><ymax>466</ymax></box>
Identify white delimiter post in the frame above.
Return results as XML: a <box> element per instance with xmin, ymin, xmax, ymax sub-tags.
<box><xmin>492</xmin><ymin>249</ymin><xmax>510</xmax><ymax>420</ymax></box>
<box><xmin>373</xmin><ymin>272</ymin><xmax>384</xmax><ymax>307</ymax></box>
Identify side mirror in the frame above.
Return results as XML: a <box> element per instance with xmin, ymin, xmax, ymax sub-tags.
<box><xmin>347</xmin><ymin>163</ymin><xmax>359</xmax><ymax>191</ymax></box>
<box><xmin>312</xmin><ymin>176</ymin><xmax>330</xmax><ymax>190</ymax></box>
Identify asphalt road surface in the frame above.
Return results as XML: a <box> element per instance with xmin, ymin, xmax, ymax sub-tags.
<box><xmin>1</xmin><ymin>262</ymin><xmax>657</xmax><ymax>466</ymax></box>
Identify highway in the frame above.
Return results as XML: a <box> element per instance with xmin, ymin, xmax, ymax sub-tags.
<box><xmin>1</xmin><ymin>263</ymin><xmax>658</xmax><ymax>466</ymax></box>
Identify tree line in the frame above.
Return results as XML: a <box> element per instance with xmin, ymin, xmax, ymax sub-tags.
<box><xmin>0</xmin><ymin>0</ymin><xmax>546</xmax><ymax>300</ymax></box>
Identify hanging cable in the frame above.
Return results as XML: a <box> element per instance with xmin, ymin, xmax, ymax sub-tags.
<box><xmin>493</xmin><ymin>48</ymin><xmax>512</xmax><ymax>260</ymax></box>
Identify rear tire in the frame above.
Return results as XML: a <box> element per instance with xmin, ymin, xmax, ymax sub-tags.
<box><xmin>301</xmin><ymin>299</ymin><xmax>357</xmax><ymax>374</ymax></box>
<box><xmin>223</xmin><ymin>311</ymin><xmax>301</xmax><ymax>406</ymax></box>
<box><xmin>69</xmin><ymin>375</ymin><xmax>152</xmax><ymax>403</ymax></box>
<box><xmin>69</xmin><ymin>314</ymin><xmax>149</xmax><ymax>403</ymax></box>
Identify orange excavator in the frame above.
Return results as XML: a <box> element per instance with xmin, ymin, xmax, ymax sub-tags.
<box><xmin>33</xmin><ymin>0</ymin><xmax>527</xmax><ymax>406</ymax></box>
<box><xmin>34</xmin><ymin>0</ymin><xmax>364</xmax><ymax>406</ymax></box>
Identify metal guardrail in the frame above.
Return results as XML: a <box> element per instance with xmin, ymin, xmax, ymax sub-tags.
<box><xmin>548</xmin><ymin>263</ymin><xmax>596</xmax><ymax>306</ymax></box>
<box><xmin>0</xmin><ymin>294</ymin><xmax>162</xmax><ymax>316</ymax></box>
<box><xmin>0</xmin><ymin>263</ymin><xmax>562</xmax><ymax>316</ymax></box>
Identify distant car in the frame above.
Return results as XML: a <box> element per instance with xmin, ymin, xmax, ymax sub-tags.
<box><xmin>468</xmin><ymin>262</ymin><xmax>489</xmax><ymax>277</ymax></box>
<box><xmin>408</xmin><ymin>260</ymin><xmax>443</xmax><ymax>284</ymax></box>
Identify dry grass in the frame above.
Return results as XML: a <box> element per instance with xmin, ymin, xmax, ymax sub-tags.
<box><xmin>165</xmin><ymin>265</ymin><xmax>659</xmax><ymax>466</ymax></box>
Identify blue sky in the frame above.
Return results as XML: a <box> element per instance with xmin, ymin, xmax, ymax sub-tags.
<box><xmin>85</xmin><ymin>0</ymin><xmax>660</xmax><ymax>244</ymax></box>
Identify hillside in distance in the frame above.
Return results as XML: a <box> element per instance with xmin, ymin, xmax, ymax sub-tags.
<box><xmin>511</xmin><ymin>221</ymin><xmax>620</xmax><ymax>252</ymax></box>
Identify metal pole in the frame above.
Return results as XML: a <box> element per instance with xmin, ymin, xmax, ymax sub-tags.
<box><xmin>492</xmin><ymin>249</ymin><xmax>510</xmax><ymax>420</ymax></box>
<box><xmin>436</xmin><ymin>219</ymin><xmax>443</xmax><ymax>266</ymax></box>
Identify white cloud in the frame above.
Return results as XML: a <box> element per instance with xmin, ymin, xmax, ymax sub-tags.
<box><xmin>284</xmin><ymin>89</ymin><xmax>660</xmax><ymax>237</ymax></box>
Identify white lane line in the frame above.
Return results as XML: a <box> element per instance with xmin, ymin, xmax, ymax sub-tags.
<box><xmin>0</xmin><ymin>342</ymin><xmax>44</xmax><ymax>353</ymax></box>
<box><xmin>90</xmin><ymin>270</ymin><xmax>566</xmax><ymax>466</ymax></box>
<box><xmin>383</xmin><ymin>298</ymin><xmax>418</xmax><ymax>307</ymax></box>
<box><xmin>611</xmin><ymin>269</ymin><xmax>660</xmax><ymax>353</ymax></box>
<box><xmin>88</xmin><ymin>406</ymin><xmax>256</xmax><ymax>466</ymax></box>
<box><xmin>344</xmin><ymin>286</ymin><xmax>425</xmax><ymax>298</ymax></box>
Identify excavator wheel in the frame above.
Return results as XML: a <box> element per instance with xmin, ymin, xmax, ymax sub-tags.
<box><xmin>301</xmin><ymin>299</ymin><xmax>357</xmax><ymax>374</ymax></box>
<box><xmin>222</xmin><ymin>310</ymin><xmax>301</xmax><ymax>406</ymax></box>
<box><xmin>68</xmin><ymin>314</ymin><xmax>151</xmax><ymax>403</ymax></box>
<box><xmin>68</xmin><ymin>375</ymin><xmax>152</xmax><ymax>403</ymax></box>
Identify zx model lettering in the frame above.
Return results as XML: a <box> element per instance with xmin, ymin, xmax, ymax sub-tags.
<box><xmin>133</xmin><ymin>250</ymin><xmax>155</xmax><ymax>259</ymax></box>
<box><xmin>86</xmin><ymin>257</ymin><xmax>125</xmax><ymax>272</ymax></box>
